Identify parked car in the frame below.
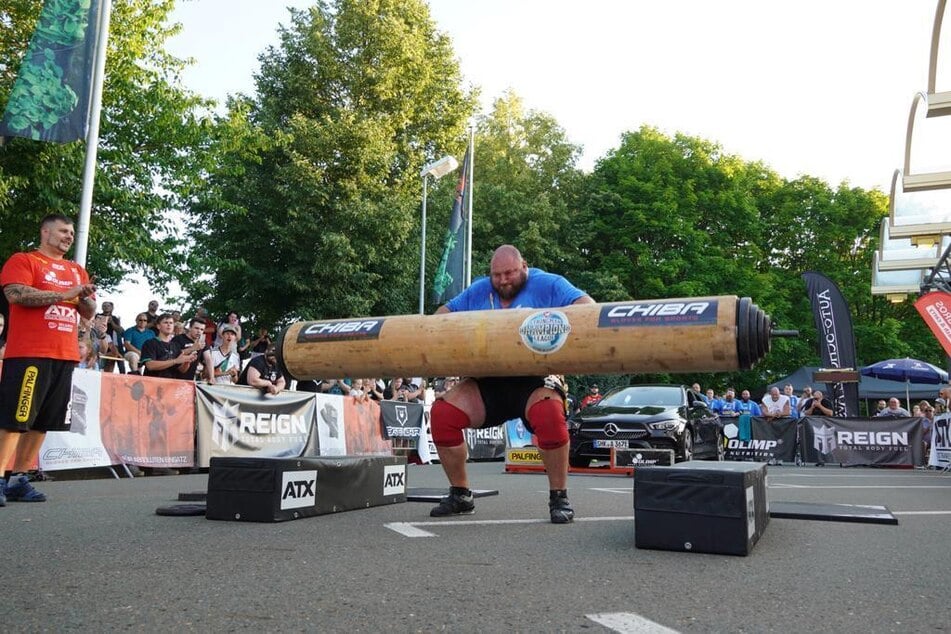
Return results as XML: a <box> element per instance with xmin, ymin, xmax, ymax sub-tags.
<box><xmin>568</xmin><ymin>384</ymin><xmax>723</xmax><ymax>467</ymax></box>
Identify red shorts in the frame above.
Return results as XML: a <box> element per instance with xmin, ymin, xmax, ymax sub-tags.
<box><xmin>0</xmin><ymin>357</ymin><xmax>75</xmax><ymax>432</ymax></box>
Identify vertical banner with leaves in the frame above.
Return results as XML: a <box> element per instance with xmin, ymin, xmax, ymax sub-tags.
<box><xmin>431</xmin><ymin>147</ymin><xmax>471</xmax><ymax>305</ymax></box>
<box><xmin>1</xmin><ymin>0</ymin><xmax>103</xmax><ymax>143</ymax></box>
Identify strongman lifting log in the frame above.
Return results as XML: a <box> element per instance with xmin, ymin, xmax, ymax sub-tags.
<box><xmin>276</xmin><ymin>295</ymin><xmax>795</xmax><ymax>381</ymax></box>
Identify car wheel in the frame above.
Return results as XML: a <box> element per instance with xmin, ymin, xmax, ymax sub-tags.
<box><xmin>715</xmin><ymin>429</ymin><xmax>725</xmax><ymax>461</ymax></box>
<box><xmin>679</xmin><ymin>429</ymin><xmax>694</xmax><ymax>462</ymax></box>
<box><xmin>569</xmin><ymin>454</ymin><xmax>592</xmax><ymax>468</ymax></box>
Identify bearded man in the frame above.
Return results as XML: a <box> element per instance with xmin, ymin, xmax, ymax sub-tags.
<box><xmin>427</xmin><ymin>245</ymin><xmax>594</xmax><ymax>523</ymax></box>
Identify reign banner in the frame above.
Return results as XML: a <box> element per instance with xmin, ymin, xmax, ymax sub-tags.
<box><xmin>802</xmin><ymin>272</ymin><xmax>860</xmax><ymax>417</ymax></box>
<box><xmin>800</xmin><ymin>416</ymin><xmax>923</xmax><ymax>466</ymax></box>
<box><xmin>196</xmin><ymin>384</ymin><xmax>316</xmax><ymax>466</ymax></box>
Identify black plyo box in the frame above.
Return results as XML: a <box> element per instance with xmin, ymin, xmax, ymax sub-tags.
<box><xmin>634</xmin><ymin>461</ymin><xmax>769</xmax><ymax>556</ymax></box>
<box><xmin>206</xmin><ymin>455</ymin><xmax>407</xmax><ymax>522</ymax></box>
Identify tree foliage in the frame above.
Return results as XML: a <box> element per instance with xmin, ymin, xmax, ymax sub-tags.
<box><xmin>0</xmin><ymin>0</ymin><xmax>218</xmax><ymax>291</ymax></box>
<box><xmin>186</xmin><ymin>0</ymin><xmax>476</xmax><ymax>327</ymax></box>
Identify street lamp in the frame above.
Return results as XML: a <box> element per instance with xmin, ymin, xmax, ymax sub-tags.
<box><xmin>419</xmin><ymin>155</ymin><xmax>459</xmax><ymax>313</ymax></box>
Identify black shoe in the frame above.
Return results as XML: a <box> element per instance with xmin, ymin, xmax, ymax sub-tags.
<box><xmin>430</xmin><ymin>490</ymin><xmax>475</xmax><ymax>517</ymax></box>
<box><xmin>549</xmin><ymin>495</ymin><xmax>574</xmax><ymax>524</ymax></box>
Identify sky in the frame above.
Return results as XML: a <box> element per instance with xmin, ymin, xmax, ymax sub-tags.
<box><xmin>105</xmin><ymin>0</ymin><xmax>951</xmax><ymax>326</ymax></box>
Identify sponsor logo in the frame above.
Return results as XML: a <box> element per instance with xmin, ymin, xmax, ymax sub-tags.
<box><xmin>468</xmin><ymin>426</ymin><xmax>504</xmax><ymax>440</ymax></box>
<box><xmin>297</xmin><ymin>319</ymin><xmax>383</xmax><ymax>343</ymax></box>
<box><xmin>395</xmin><ymin>405</ymin><xmax>408</xmax><ymax>426</ymax></box>
<box><xmin>598</xmin><ymin>300</ymin><xmax>718</xmax><ymax>327</ymax></box>
<box><xmin>518</xmin><ymin>310</ymin><xmax>571</xmax><ymax>354</ymax></box>
<box><xmin>812</xmin><ymin>423</ymin><xmax>837</xmax><ymax>454</ymax></box>
<box><xmin>211</xmin><ymin>401</ymin><xmax>241</xmax><ymax>451</ymax></box>
<box><xmin>16</xmin><ymin>366</ymin><xmax>39</xmax><ymax>423</ymax></box>
<box><xmin>211</xmin><ymin>400</ymin><xmax>311</xmax><ymax>451</ymax></box>
<box><xmin>507</xmin><ymin>448</ymin><xmax>542</xmax><ymax>463</ymax></box>
<box><xmin>238</xmin><ymin>412</ymin><xmax>308</xmax><ymax>435</ymax></box>
<box><xmin>281</xmin><ymin>470</ymin><xmax>317</xmax><ymax>510</ymax></box>
<box><xmin>383</xmin><ymin>465</ymin><xmax>406</xmax><ymax>496</ymax></box>
<box><xmin>613</xmin><ymin>449</ymin><xmax>674</xmax><ymax>467</ymax></box>
<box><xmin>836</xmin><ymin>430</ymin><xmax>908</xmax><ymax>448</ymax></box>
<box><xmin>42</xmin><ymin>447</ymin><xmax>107</xmax><ymax>461</ymax></box>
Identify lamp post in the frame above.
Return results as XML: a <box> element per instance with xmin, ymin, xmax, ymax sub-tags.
<box><xmin>419</xmin><ymin>155</ymin><xmax>459</xmax><ymax>314</ymax></box>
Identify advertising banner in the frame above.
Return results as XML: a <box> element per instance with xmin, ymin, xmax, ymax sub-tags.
<box><xmin>312</xmin><ymin>393</ymin><xmax>347</xmax><ymax>456</ymax></box>
<box><xmin>100</xmin><ymin>373</ymin><xmax>195</xmax><ymax>468</ymax></box>
<box><xmin>505</xmin><ymin>418</ymin><xmax>534</xmax><ymax>448</ymax></box>
<box><xmin>465</xmin><ymin>425</ymin><xmax>506</xmax><ymax>460</ymax></box>
<box><xmin>800</xmin><ymin>416</ymin><xmax>923</xmax><ymax>466</ymax></box>
<box><xmin>380</xmin><ymin>400</ymin><xmax>424</xmax><ymax>439</ymax></box>
<box><xmin>340</xmin><ymin>396</ymin><xmax>391</xmax><ymax>456</ymax></box>
<box><xmin>802</xmin><ymin>272</ymin><xmax>860</xmax><ymax>417</ymax></box>
<box><xmin>39</xmin><ymin>368</ymin><xmax>114</xmax><ymax>471</ymax></box>
<box><xmin>196</xmin><ymin>384</ymin><xmax>314</xmax><ymax>466</ymax></box>
<box><xmin>915</xmin><ymin>291</ymin><xmax>951</xmax><ymax>358</ymax></box>
<box><xmin>930</xmin><ymin>413</ymin><xmax>951</xmax><ymax>469</ymax></box>
<box><xmin>723</xmin><ymin>416</ymin><xmax>798</xmax><ymax>462</ymax></box>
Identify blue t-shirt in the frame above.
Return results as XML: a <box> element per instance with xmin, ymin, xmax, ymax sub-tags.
<box><xmin>737</xmin><ymin>400</ymin><xmax>762</xmax><ymax>416</ymax></box>
<box><xmin>445</xmin><ymin>268</ymin><xmax>586</xmax><ymax>311</ymax></box>
<box><xmin>123</xmin><ymin>326</ymin><xmax>156</xmax><ymax>351</ymax></box>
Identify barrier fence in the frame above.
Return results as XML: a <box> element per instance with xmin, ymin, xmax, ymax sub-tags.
<box><xmin>7</xmin><ymin>367</ymin><xmax>950</xmax><ymax>473</ymax></box>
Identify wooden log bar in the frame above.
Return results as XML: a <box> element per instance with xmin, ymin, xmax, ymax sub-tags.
<box><xmin>276</xmin><ymin>296</ymin><xmax>774</xmax><ymax>380</ymax></box>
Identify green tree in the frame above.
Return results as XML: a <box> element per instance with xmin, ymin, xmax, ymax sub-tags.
<box><xmin>187</xmin><ymin>0</ymin><xmax>476</xmax><ymax>326</ymax></box>
<box><xmin>0</xmin><ymin>0</ymin><xmax>218</xmax><ymax>292</ymax></box>
<box><xmin>465</xmin><ymin>91</ymin><xmax>584</xmax><ymax>276</ymax></box>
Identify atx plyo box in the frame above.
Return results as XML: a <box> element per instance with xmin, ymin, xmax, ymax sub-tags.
<box><xmin>634</xmin><ymin>461</ymin><xmax>769</xmax><ymax>556</ymax></box>
<box><xmin>206</xmin><ymin>455</ymin><xmax>407</xmax><ymax>522</ymax></box>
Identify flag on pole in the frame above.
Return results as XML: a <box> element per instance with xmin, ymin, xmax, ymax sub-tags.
<box><xmin>431</xmin><ymin>148</ymin><xmax>471</xmax><ymax>304</ymax></box>
<box><xmin>1</xmin><ymin>0</ymin><xmax>104</xmax><ymax>143</ymax></box>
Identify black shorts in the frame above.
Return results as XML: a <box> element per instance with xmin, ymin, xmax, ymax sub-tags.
<box><xmin>475</xmin><ymin>376</ymin><xmax>564</xmax><ymax>428</ymax></box>
<box><xmin>0</xmin><ymin>357</ymin><xmax>75</xmax><ymax>433</ymax></box>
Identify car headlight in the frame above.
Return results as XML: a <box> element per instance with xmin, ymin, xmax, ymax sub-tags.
<box><xmin>648</xmin><ymin>420</ymin><xmax>684</xmax><ymax>432</ymax></box>
<box><xmin>567</xmin><ymin>418</ymin><xmax>581</xmax><ymax>432</ymax></box>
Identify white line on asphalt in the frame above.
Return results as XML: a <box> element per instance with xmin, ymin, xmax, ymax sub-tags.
<box><xmin>384</xmin><ymin>523</ymin><xmax>437</xmax><ymax>538</ymax></box>
<box><xmin>766</xmin><ymin>485</ymin><xmax>951</xmax><ymax>489</ymax></box>
<box><xmin>385</xmin><ymin>516</ymin><xmax>634</xmax><ymax>537</ymax></box>
<box><xmin>586</xmin><ymin>612</ymin><xmax>681</xmax><ymax>633</ymax></box>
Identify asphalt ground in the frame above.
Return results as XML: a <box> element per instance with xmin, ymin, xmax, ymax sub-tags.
<box><xmin>4</xmin><ymin>462</ymin><xmax>951</xmax><ymax>633</ymax></box>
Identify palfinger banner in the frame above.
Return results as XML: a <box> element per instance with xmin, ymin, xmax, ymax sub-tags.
<box><xmin>802</xmin><ymin>272</ymin><xmax>860</xmax><ymax>417</ymax></box>
<box><xmin>99</xmin><ymin>373</ymin><xmax>195</xmax><ymax>468</ymax></box>
<box><xmin>722</xmin><ymin>416</ymin><xmax>798</xmax><ymax>462</ymax></box>
<box><xmin>196</xmin><ymin>384</ymin><xmax>315</xmax><ymax>466</ymax></box>
<box><xmin>1</xmin><ymin>0</ymin><xmax>104</xmax><ymax>142</ymax></box>
<box><xmin>914</xmin><ymin>291</ymin><xmax>951</xmax><ymax>358</ymax></box>
<box><xmin>930</xmin><ymin>413</ymin><xmax>951</xmax><ymax>469</ymax></box>
<box><xmin>800</xmin><ymin>416</ymin><xmax>923</xmax><ymax>466</ymax></box>
<box><xmin>39</xmin><ymin>368</ymin><xmax>114</xmax><ymax>471</ymax></box>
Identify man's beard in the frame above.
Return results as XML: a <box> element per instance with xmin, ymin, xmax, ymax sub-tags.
<box><xmin>493</xmin><ymin>271</ymin><xmax>527</xmax><ymax>300</ymax></box>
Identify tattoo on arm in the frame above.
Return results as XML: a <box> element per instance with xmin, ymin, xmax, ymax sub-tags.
<box><xmin>5</xmin><ymin>284</ymin><xmax>64</xmax><ymax>307</ymax></box>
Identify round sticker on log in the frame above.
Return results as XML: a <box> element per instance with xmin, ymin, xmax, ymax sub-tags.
<box><xmin>518</xmin><ymin>310</ymin><xmax>571</xmax><ymax>354</ymax></box>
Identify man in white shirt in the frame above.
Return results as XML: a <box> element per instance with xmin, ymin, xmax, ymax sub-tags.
<box><xmin>761</xmin><ymin>386</ymin><xmax>791</xmax><ymax>419</ymax></box>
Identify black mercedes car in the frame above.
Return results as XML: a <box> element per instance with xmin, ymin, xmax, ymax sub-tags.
<box><xmin>568</xmin><ymin>384</ymin><xmax>723</xmax><ymax>467</ymax></box>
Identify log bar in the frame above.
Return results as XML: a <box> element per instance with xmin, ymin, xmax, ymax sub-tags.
<box><xmin>276</xmin><ymin>296</ymin><xmax>776</xmax><ymax>380</ymax></box>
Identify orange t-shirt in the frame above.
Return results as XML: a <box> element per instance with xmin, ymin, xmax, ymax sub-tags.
<box><xmin>0</xmin><ymin>251</ymin><xmax>91</xmax><ymax>361</ymax></box>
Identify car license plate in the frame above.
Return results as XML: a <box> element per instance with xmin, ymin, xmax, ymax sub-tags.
<box><xmin>593</xmin><ymin>439</ymin><xmax>629</xmax><ymax>449</ymax></box>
